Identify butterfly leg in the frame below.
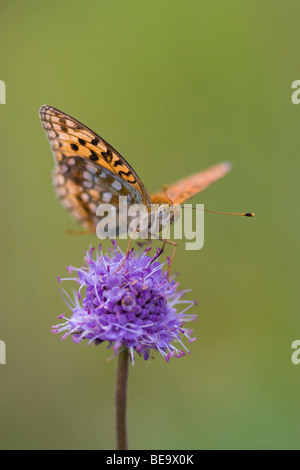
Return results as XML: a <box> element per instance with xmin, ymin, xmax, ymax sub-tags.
<box><xmin>114</xmin><ymin>235</ymin><xmax>134</xmax><ymax>273</ymax></box>
<box><xmin>151</xmin><ymin>238</ymin><xmax>177</xmax><ymax>280</ymax></box>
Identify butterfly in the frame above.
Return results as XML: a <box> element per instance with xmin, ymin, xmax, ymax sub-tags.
<box><xmin>39</xmin><ymin>105</ymin><xmax>233</xmax><ymax>236</ymax></box>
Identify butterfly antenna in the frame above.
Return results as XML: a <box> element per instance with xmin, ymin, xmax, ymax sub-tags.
<box><xmin>182</xmin><ymin>207</ymin><xmax>255</xmax><ymax>217</ymax></box>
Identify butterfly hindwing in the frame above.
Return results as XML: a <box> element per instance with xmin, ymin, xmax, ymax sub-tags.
<box><xmin>162</xmin><ymin>162</ymin><xmax>232</xmax><ymax>205</ymax></box>
<box><xmin>53</xmin><ymin>155</ymin><xmax>143</xmax><ymax>230</ymax></box>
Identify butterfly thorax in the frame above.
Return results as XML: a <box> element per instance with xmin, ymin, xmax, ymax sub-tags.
<box><xmin>141</xmin><ymin>201</ymin><xmax>181</xmax><ymax>237</ymax></box>
<box><xmin>150</xmin><ymin>193</ymin><xmax>173</xmax><ymax>206</ymax></box>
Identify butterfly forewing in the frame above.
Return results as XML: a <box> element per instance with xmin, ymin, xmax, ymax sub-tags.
<box><xmin>39</xmin><ymin>105</ymin><xmax>152</xmax><ymax>230</ymax></box>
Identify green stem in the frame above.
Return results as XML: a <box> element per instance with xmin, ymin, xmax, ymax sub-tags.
<box><xmin>115</xmin><ymin>348</ymin><xmax>129</xmax><ymax>450</ymax></box>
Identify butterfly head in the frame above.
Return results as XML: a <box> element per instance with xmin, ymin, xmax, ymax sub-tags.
<box><xmin>147</xmin><ymin>194</ymin><xmax>181</xmax><ymax>235</ymax></box>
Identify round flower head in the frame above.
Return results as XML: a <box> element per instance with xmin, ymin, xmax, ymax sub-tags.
<box><xmin>53</xmin><ymin>242</ymin><xmax>197</xmax><ymax>363</ymax></box>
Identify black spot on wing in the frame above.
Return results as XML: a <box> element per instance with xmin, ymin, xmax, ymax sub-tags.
<box><xmin>101</xmin><ymin>148</ymin><xmax>113</xmax><ymax>163</ymax></box>
<box><xmin>118</xmin><ymin>170</ymin><xmax>136</xmax><ymax>184</ymax></box>
<box><xmin>113</xmin><ymin>159</ymin><xmax>122</xmax><ymax>168</ymax></box>
<box><xmin>91</xmin><ymin>137</ymin><xmax>99</xmax><ymax>146</ymax></box>
<box><xmin>89</xmin><ymin>150</ymin><xmax>98</xmax><ymax>161</ymax></box>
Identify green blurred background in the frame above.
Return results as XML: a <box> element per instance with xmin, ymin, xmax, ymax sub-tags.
<box><xmin>1</xmin><ymin>0</ymin><xmax>300</xmax><ymax>450</ymax></box>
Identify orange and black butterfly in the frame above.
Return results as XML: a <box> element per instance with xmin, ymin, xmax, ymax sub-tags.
<box><xmin>39</xmin><ymin>105</ymin><xmax>243</xmax><ymax>234</ymax></box>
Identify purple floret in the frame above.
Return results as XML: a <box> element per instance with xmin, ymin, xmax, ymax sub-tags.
<box><xmin>53</xmin><ymin>242</ymin><xmax>197</xmax><ymax>363</ymax></box>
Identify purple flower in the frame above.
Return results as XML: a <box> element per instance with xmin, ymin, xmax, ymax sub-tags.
<box><xmin>53</xmin><ymin>242</ymin><xmax>197</xmax><ymax>363</ymax></box>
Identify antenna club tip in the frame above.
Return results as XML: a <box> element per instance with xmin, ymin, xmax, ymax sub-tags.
<box><xmin>244</xmin><ymin>212</ymin><xmax>255</xmax><ymax>217</ymax></box>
